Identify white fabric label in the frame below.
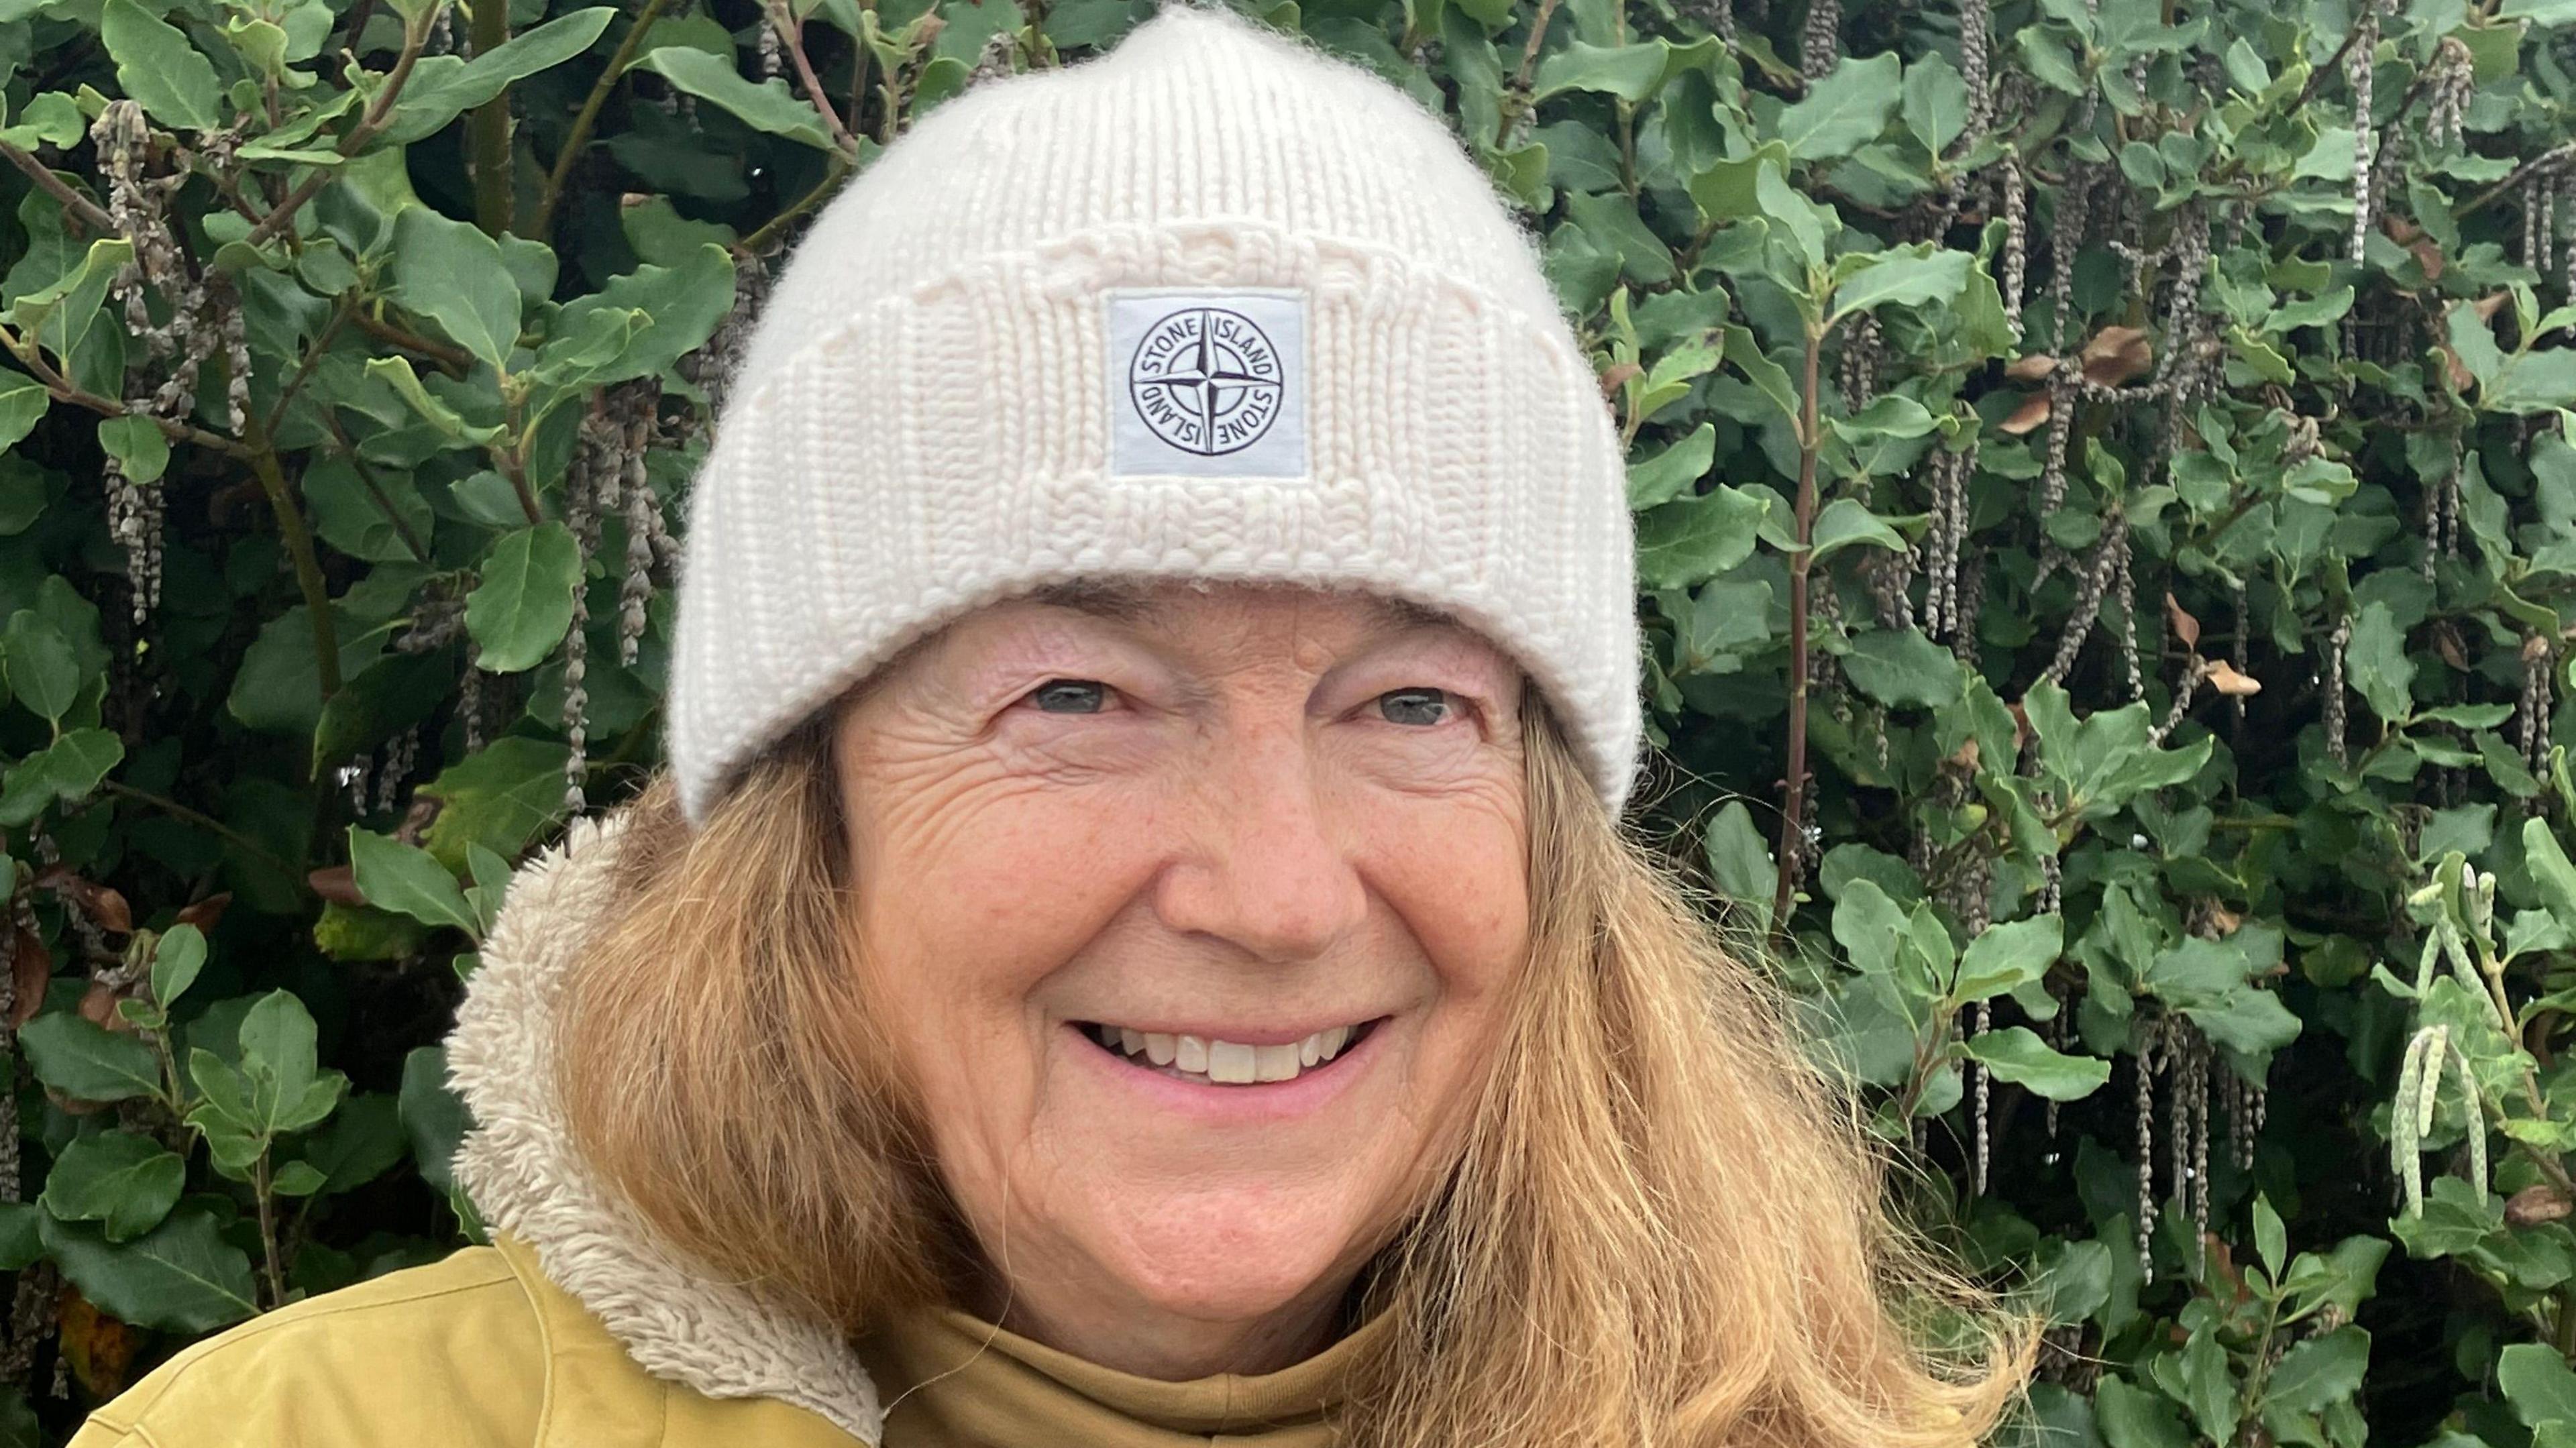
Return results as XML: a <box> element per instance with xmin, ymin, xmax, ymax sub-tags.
<box><xmin>1104</xmin><ymin>288</ymin><xmax>1308</xmax><ymax>479</ymax></box>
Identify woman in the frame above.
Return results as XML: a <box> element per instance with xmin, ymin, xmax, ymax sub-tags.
<box><xmin>74</xmin><ymin>5</ymin><xmax>2033</xmax><ymax>1445</ymax></box>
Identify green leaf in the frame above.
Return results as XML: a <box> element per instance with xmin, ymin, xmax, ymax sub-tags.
<box><xmin>1807</xmin><ymin>497</ymin><xmax>1909</xmax><ymax>561</ymax></box>
<box><xmin>544</xmin><ymin>244</ymin><xmax>736</xmax><ymax>388</ymax></box>
<box><xmin>390</xmin><ymin>209</ymin><xmax>525</xmax><ymax>372</ymax></box>
<box><xmin>2507</xmin><ymin>1341</ymin><xmax>2576</xmax><ymax>1427</ymax></box>
<box><xmin>1900</xmin><ymin>54</ymin><xmax>1968</xmax><ymax>154</ymax></box>
<box><xmin>2015</xmin><ymin>25</ymin><xmax>2089</xmax><ymax>95</ymax></box>
<box><xmin>151</xmin><ymin>924</ymin><xmax>206</xmax><ymax>1007</ymax></box>
<box><xmin>3</xmin><ymin>610</ymin><xmax>79</xmax><ymax>723</ymax></box>
<box><xmin>299</xmin><ymin>1093</ymin><xmax>407</xmax><ymax>1194</ymax></box>
<box><xmin>2345</xmin><ymin>600</ymin><xmax>2414</xmax><ymax>725</ymax></box>
<box><xmin>399</xmin><ymin>1046</ymin><xmax>470</xmax><ymax>1197</ymax></box>
<box><xmin>362</xmin><ymin>355</ymin><xmax>507</xmax><ymax>443</ymax></box>
<box><xmin>2253</xmin><ymin>1193</ymin><xmax>2286</xmax><ymax>1279</ymax></box>
<box><xmin>417</xmin><ymin>737</ymin><xmax>575</xmax><ymax>869</ymax></box>
<box><xmin>0</xmin><ymin>728</ymin><xmax>126</xmax><ymax>828</ymax></box>
<box><xmin>1962</xmin><ymin>1026</ymin><xmax>2111</xmax><ymax>1100</ymax></box>
<box><xmin>38</xmin><ymin>1209</ymin><xmax>257</xmax><ymax>1334</ymax></box>
<box><xmin>18</xmin><ymin>1013</ymin><xmax>162</xmax><ymax>1104</ymax></box>
<box><xmin>1627</xmin><ymin>422</ymin><xmax>1715</xmax><ymax>508</ymax></box>
<box><xmin>1635</xmin><ymin>488</ymin><xmax>1769</xmax><ymax>588</ymax></box>
<box><xmin>1753</xmin><ymin>160</ymin><xmax>1827</xmax><ymax>270</ymax></box>
<box><xmin>1840</xmin><ymin>628</ymin><xmax>1963</xmax><ymax>708</ymax></box>
<box><xmin>1703</xmin><ymin>799</ymin><xmax>1776</xmax><ymax>930</ymax></box>
<box><xmin>101</xmin><ymin>0</ymin><xmax>225</xmax><ymax>131</ymax></box>
<box><xmin>633</xmin><ymin>46</ymin><xmax>839</xmax><ymax>150</ymax></box>
<box><xmin>1721</xmin><ymin>323</ymin><xmax>1801</xmax><ymax>423</ymax></box>
<box><xmin>1953</xmin><ymin>915</ymin><xmax>2063</xmax><ymax>1001</ymax></box>
<box><xmin>0</xmin><ymin>374</ymin><xmax>47</xmax><ymax>452</ymax></box>
<box><xmin>1778</xmin><ymin>52</ymin><xmax>1901</xmax><ymax>162</ymax></box>
<box><xmin>1529</xmin><ymin>40</ymin><xmax>1668</xmax><ymax>101</ymax></box>
<box><xmin>465</xmin><ymin>522</ymin><xmax>582</xmax><ymax>673</ymax></box>
<box><xmin>1829</xmin><ymin>245</ymin><xmax>1971</xmax><ymax>323</ymax></box>
<box><xmin>347</xmin><ymin>827</ymin><xmax>480</xmax><ymax>936</ymax></box>
<box><xmin>96</xmin><ymin>414</ymin><xmax>170</xmax><ymax>486</ymax></box>
<box><xmin>1686</xmin><ymin>142</ymin><xmax>1791</xmax><ymax>226</ymax></box>
<box><xmin>40</xmin><ymin>1132</ymin><xmax>185</xmax><ymax>1242</ymax></box>
<box><xmin>385</xmin><ymin>9</ymin><xmax>618</xmax><ymax>144</ymax></box>
<box><xmin>2265</xmin><ymin>1327</ymin><xmax>2369</xmax><ymax>1416</ymax></box>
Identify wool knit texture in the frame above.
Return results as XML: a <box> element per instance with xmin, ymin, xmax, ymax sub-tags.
<box><xmin>667</xmin><ymin>1</ymin><xmax>1642</xmax><ymax>824</ymax></box>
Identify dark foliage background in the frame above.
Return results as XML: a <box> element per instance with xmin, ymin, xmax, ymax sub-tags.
<box><xmin>0</xmin><ymin>0</ymin><xmax>2569</xmax><ymax>1439</ymax></box>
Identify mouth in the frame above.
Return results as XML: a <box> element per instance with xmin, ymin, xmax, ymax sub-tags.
<box><xmin>1074</xmin><ymin>1017</ymin><xmax>1387</xmax><ymax>1087</ymax></box>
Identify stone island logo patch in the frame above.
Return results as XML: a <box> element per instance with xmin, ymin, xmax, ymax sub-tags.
<box><xmin>1106</xmin><ymin>288</ymin><xmax>1307</xmax><ymax>479</ymax></box>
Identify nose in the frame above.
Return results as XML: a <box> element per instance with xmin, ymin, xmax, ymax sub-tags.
<box><xmin>1150</xmin><ymin>715</ymin><xmax>1370</xmax><ymax>964</ymax></box>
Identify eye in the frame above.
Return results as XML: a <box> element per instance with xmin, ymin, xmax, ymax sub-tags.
<box><xmin>1376</xmin><ymin>687</ymin><xmax>1458</xmax><ymax>726</ymax></box>
<box><xmin>1028</xmin><ymin>679</ymin><xmax>1111</xmax><ymax>714</ymax></box>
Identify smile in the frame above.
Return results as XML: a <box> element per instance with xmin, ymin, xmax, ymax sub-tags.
<box><xmin>1077</xmin><ymin>1019</ymin><xmax>1385</xmax><ymax>1086</ymax></box>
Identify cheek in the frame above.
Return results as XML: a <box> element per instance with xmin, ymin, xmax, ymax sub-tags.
<box><xmin>846</xmin><ymin>779</ymin><xmax>1167</xmax><ymax>1144</ymax></box>
<box><xmin>1364</xmin><ymin>792</ymin><xmax>1529</xmax><ymax>1002</ymax></box>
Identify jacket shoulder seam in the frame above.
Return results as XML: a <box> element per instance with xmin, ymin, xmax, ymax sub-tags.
<box><xmin>86</xmin><ymin>1256</ymin><xmax>522</xmax><ymax>1434</ymax></box>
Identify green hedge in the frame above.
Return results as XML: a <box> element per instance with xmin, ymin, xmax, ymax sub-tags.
<box><xmin>0</xmin><ymin>0</ymin><xmax>2571</xmax><ymax>1438</ymax></box>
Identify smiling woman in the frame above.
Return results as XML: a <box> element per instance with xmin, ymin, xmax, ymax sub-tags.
<box><xmin>522</xmin><ymin>574</ymin><xmax>2042</xmax><ymax>1448</ymax></box>
<box><xmin>68</xmin><ymin>4</ymin><xmax>2034</xmax><ymax>1447</ymax></box>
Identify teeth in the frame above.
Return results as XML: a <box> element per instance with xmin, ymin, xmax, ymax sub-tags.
<box><xmin>1208</xmin><ymin>1040</ymin><xmax>1258</xmax><ymax>1084</ymax></box>
<box><xmin>1095</xmin><ymin>1021</ymin><xmax>1367</xmax><ymax>1085</ymax></box>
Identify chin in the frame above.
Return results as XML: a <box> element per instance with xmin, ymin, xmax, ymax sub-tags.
<box><xmin>1093</xmin><ymin>1183</ymin><xmax>1367</xmax><ymax>1322</ymax></box>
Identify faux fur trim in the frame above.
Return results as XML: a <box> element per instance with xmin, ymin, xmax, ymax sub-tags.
<box><xmin>443</xmin><ymin>807</ymin><xmax>886</xmax><ymax>1445</ymax></box>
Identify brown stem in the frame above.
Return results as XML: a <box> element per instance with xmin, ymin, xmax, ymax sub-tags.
<box><xmin>1769</xmin><ymin>322</ymin><xmax>1827</xmax><ymax>949</ymax></box>
<box><xmin>245</xmin><ymin>8</ymin><xmax>439</xmax><ymax>246</ymax></box>
<box><xmin>531</xmin><ymin>0</ymin><xmax>669</xmax><ymax>239</ymax></box>
<box><xmin>242</xmin><ymin>410</ymin><xmax>344</xmax><ymax>702</ymax></box>
<box><xmin>0</xmin><ymin>139</ymin><xmax>115</xmax><ymax>234</ymax></box>
<box><xmin>264</xmin><ymin>292</ymin><xmax>358</xmax><ymax>439</ymax></box>
<box><xmin>768</xmin><ymin>1</ymin><xmax>863</xmax><ymax>157</ymax></box>
<box><xmin>352</xmin><ymin>308</ymin><xmax>474</xmax><ymax>372</ymax></box>
<box><xmin>469</xmin><ymin>0</ymin><xmax>515</xmax><ymax>235</ymax></box>
<box><xmin>252</xmin><ymin>1155</ymin><xmax>287</xmax><ymax>1310</ymax></box>
<box><xmin>319</xmin><ymin>411</ymin><xmax>431</xmax><ymax>561</ymax></box>
<box><xmin>742</xmin><ymin>156</ymin><xmax>853</xmax><ymax>253</ymax></box>
<box><xmin>1492</xmin><ymin>0</ymin><xmax>1562</xmax><ymax>148</ymax></box>
<box><xmin>0</xmin><ymin>323</ymin><xmax>252</xmax><ymax>459</ymax></box>
<box><xmin>2461</xmin><ymin>144</ymin><xmax>2576</xmax><ymax>220</ymax></box>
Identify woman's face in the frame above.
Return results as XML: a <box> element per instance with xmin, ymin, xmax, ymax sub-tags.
<box><xmin>833</xmin><ymin>580</ymin><xmax>1529</xmax><ymax>1378</ymax></box>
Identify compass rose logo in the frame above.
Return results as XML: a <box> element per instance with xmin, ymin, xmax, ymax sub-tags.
<box><xmin>1126</xmin><ymin>307</ymin><xmax>1287</xmax><ymax>457</ymax></box>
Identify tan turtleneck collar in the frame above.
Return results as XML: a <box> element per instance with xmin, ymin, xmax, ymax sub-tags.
<box><xmin>853</xmin><ymin>1301</ymin><xmax>1390</xmax><ymax>1446</ymax></box>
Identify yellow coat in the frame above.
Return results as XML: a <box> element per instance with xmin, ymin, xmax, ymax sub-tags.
<box><xmin>67</xmin><ymin>1230</ymin><xmax>867</xmax><ymax>1448</ymax></box>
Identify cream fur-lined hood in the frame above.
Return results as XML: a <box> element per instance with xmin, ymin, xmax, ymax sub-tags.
<box><xmin>441</xmin><ymin>805</ymin><xmax>890</xmax><ymax>1445</ymax></box>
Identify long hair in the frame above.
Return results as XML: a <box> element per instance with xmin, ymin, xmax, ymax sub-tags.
<box><xmin>555</xmin><ymin>691</ymin><xmax>2036</xmax><ymax>1446</ymax></box>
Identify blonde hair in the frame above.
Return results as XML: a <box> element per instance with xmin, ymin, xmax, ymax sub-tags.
<box><xmin>556</xmin><ymin>692</ymin><xmax>2037</xmax><ymax>1447</ymax></box>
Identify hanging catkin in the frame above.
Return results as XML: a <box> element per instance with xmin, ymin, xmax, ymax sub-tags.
<box><xmin>2347</xmin><ymin>1</ymin><xmax>2379</xmax><ymax>262</ymax></box>
<box><xmin>1801</xmin><ymin>0</ymin><xmax>1841</xmax><ymax>78</ymax></box>
<box><xmin>2522</xmin><ymin>634</ymin><xmax>2556</xmax><ymax>777</ymax></box>
<box><xmin>1960</xmin><ymin>0</ymin><xmax>1994</xmax><ymax>134</ymax></box>
<box><xmin>2000</xmin><ymin>163</ymin><xmax>2029</xmax><ymax>333</ymax></box>
<box><xmin>2135</xmin><ymin>1023</ymin><xmax>2160</xmax><ymax>1285</ymax></box>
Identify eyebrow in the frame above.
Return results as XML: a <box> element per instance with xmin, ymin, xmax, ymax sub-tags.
<box><xmin>1024</xmin><ymin>579</ymin><xmax>1458</xmax><ymax>634</ymax></box>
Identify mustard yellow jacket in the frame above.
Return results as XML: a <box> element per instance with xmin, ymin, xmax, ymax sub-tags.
<box><xmin>70</xmin><ymin>814</ymin><xmax>894</xmax><ymax>1448</ymax></box>
<box><xmin>66</xmin><ymin>1230</ymin><xmax>869</xmax><ymax>1448</ymax></box>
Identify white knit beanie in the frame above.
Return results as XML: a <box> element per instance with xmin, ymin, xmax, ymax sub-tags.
<box><xmin>667</xmin><ymin>1</ymin><xmax>1642</xmax><ymax>824</ymax></box>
